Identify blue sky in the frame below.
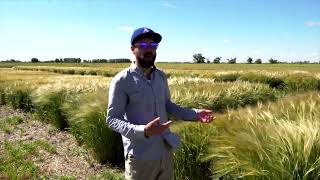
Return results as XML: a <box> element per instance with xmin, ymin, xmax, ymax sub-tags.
<box><xmin>0</xmin><ymin>0</ymin><xmax>319</xmax><ymax>62</ymax></box>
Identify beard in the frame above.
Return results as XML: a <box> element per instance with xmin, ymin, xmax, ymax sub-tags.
<box><xmin>136</xmin><ymin>53</ymin><xmax>156</xmax><ymax>68</ymax></box>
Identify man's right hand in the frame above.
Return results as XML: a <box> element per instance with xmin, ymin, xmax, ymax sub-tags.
<box><xmin>144</xmin><ymin>117</ymin><xmax>172</xmax><ymax>137</ymax></box>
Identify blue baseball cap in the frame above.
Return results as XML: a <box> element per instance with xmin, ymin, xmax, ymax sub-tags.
<box><xmin>131</xmin><ymin>27</ymin><xmax>162</xmax><ymax>45</ymax></box>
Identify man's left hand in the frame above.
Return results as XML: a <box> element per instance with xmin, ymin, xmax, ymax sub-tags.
<box><xmin>197</xmin><ymin>109</ymin><xmax>215</xmax><ymax>123</ymax></box>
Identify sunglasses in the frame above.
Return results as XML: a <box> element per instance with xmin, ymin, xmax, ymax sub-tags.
<box><xmin>134</xmin><ymin>42</ymin><xmax>158</xmax><ymax>50</ymax></box>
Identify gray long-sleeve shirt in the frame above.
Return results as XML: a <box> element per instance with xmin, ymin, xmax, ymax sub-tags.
<box><xmin>106</xmin><ymin>63</ymin><xmax>198</xmax><ymax>160</ymax></box>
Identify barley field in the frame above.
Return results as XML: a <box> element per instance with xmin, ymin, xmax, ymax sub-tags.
<box><xmin>0</xmin><ymin>63</ymin><xmax>320</xmax><ymax>179</ymax></box>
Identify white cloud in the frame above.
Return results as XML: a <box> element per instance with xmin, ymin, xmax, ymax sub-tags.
<box><xmin>161</xmin><ymin>2</ymin><xmax>176</xmax><ymax>8</ymax></box>
<box><xmin>311</xmin><ymin>52</ymin><xmax>319</xmax><ymax>56</ymax></box>
<box><xmin>117</xmin><ymin>26</ymin><xmax>134</xmax><ymax>32</ymax></box>
<box><xmin>305</xmin><ymin>21</ymin><xmax>320</xmax><ymax>27</ymax></box>
<box><xmin>223</xmin><ymin>39</ymin><xmax>230</xmax><ymax>44</ymax></box>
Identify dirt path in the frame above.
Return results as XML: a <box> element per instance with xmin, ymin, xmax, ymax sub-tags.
<box><xmin>0</xmin><ymin>106</ymin><xmax>123</xmax><ymax>179</ymax></box>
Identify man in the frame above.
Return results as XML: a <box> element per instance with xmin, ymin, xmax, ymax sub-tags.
<box><xmin>106</xmin><ymin>27</ymin><xmax>214</xmax><ymax>180</ymax></box>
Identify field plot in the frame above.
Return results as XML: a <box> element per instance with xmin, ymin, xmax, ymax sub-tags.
<box><xmin>0</xmin><ymin>63</ymin><xmax>320</xmax><ymax>179</ymax></box>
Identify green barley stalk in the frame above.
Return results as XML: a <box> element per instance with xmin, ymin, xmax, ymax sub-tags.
<box><xmin>64</xmin><ymin>90</ymin><xmax>124</xmax><ymax>166</ymax></box>
<box><xmin>207</xmin><ymin>92</ymin><xmax>320</xmax><ymax>179</ymax></box>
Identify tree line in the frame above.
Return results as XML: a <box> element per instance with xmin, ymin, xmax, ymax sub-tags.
<box><xmin>192</xmin><ymin>53</ymin><xmax>320</xmax><ymax>64</ymax></box>
<box><xmin>1</xmin><ymin>55</ymin><xmax>319</xmax><ymax>64</ymax></box>
<box><xmin>0</xmin><ymin>58</ymin><xmax>131</xmax><ymax>63</ymax></box>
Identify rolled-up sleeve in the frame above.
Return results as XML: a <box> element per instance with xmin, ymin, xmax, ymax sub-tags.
<box><xmin>106</xmin><ymin>77</ymin><xmax>146</xmax><ymax>140</ymax></box>
<box><xmin>162</xmin><ymin>74</ymin><xmax>198</xmax><ymax>120</ymax></box>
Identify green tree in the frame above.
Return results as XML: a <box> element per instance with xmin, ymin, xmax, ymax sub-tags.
<box><xmin>269</xmin><ymin>58</ymin><xmax>278</xmax><ymax>64</ymax></box>
<box><xmin>213</xmin><ymin>57</ymin><xmax>221</xmax><ymax>64</ymax></box>
<box><xmin>247</xmin><ymin>57</ymin><xmax>253</xmax><ymax>64</ymax></box>
<box><xmin>31</xmin><ymin>58</ymin><xmax>39</xmax><ymax>63</ymax></box>
<box><xmin>193</xmin><ymin>53</ymin><xmax>205</xmax><ymax>63</ymax></box>
<box><xmin>255</xmin><ymin>58</ymin><xmax>262</xmax><ymax>64</ymax></box>
<box><xmin>227</xmin><ymin>58</ymin><xmax>237</xmax><ymax>64</ymax></box>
